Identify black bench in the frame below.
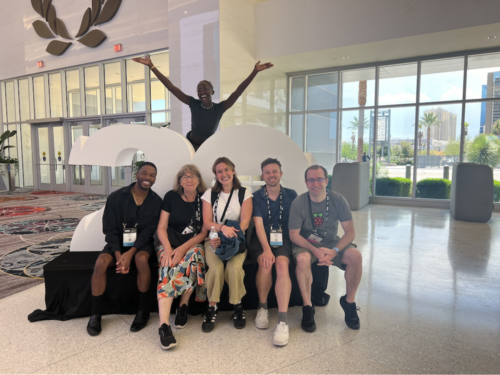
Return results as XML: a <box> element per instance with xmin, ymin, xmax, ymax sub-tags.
<box><xmin>28</xmin><ymin>251</ymin><xmax>330</xmax><ymax>322</ymax></box>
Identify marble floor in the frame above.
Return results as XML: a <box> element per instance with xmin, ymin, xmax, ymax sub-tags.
<box><xmin>1</xmin><ymin>205</ymin><xmax>499</xmax><ymax>374</ymax></box>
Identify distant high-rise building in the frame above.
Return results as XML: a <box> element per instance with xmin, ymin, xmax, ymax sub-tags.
<box><xmin>425</xmin><ymin>107</ymin><xmax>457</xmax><ymax>141</ymax></box>
<box><xmin>484</xmin><ymin>72</ymin><xmax>500</xmax><ymax>133</ymax></box>
<box><xmin>480</xmin><ymin>84</ymin><xmax>487</xmax><ymax>134</ymax></box>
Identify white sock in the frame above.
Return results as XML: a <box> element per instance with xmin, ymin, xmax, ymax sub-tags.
<box><xmin>211</xmin><ymin>304</ymin><xmax>218</xmax><ymax>311</ymax></box>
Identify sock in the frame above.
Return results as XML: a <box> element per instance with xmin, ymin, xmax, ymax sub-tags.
<box><xmin>211</xmin><ymin>304</ymin><xmax>218</xmax><ymax>311</ymax></box>
<box><xmin>278</xmin><ymin>312</ymin><xmax>287</xmax><ymax>324</ymax></box>
<box><xmin>139</xmin><ymin>291</ymin><xmax>149</xmax><ymax>312</ymax></box>
<box><xmin>91</xmin><ymin>294</ymin><xmax>105</xmax><ymax>316</ymax></box>
<box><xmin>258</xmin><ymin>302</ymin><xmax>268</xmax><ymax>310</ymax></box>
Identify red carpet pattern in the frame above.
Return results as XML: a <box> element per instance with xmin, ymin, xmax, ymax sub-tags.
<box><xmin>0</xmin><ymin>206</ymin><xmax>49</xmax><ymax>217</ymax></box>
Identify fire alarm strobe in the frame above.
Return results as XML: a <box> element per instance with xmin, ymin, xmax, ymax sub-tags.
<box><xmin>114</xmin><ymin>44</ymin><xmax>122</xmax><ymax>52</ymax></box>
<box><xmin>37</xmin><ymin>61</ymin><xmax>44</xmax><ymax>68</ymax></box>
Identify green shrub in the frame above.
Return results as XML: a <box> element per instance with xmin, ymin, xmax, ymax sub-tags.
<box><xmin>375</xmin><ymin>177</ymin><xmax>412</xmax><ymax>197</ymax></box>
<box><xmin>494</xmin><ymin>180</ymin><xmax>500</xmax><ymax>202</ymax></box>
<box><xmin>416</xmin><ymin>178</ymin><xmax>451</xmax><ymax>199</ymax></box>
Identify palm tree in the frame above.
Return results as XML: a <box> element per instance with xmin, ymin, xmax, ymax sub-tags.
<box><xmin>348</xmin><ymin>116</ymin><xmax>369</xmax><ymax>132</ymax></box>
<box><xmin>466</xmin><ymin>134</ymin><xmax>500</xmax><ymax>169</ymax></box>
<box><xmin>419</xmin><ymin>112</ymin><xmax>441</xmax><ymax>156</ymax></box>
<box><xmin>492</xmin><ymin>119</ymin><xmax>500</xmax><ymax>136</ymax></box>
<box><xmin>357</xmin><ymin>81</ymin><xmax>367</xmax><ymax>161</ymax></box>
<box><xmin>464</xmin><ymin>122</ymin><xmax>470</xmax><ymax>137</ymax></box>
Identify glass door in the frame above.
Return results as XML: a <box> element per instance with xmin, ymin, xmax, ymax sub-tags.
<box><xmin>106</xmin><ymin>116</ymin><xmax>146</xmax><ymax>193</ymax></box>
<box><xmin>69</xmin><ymin>120</ymin><xmax>105</xmax><ymax>194</ymax></box>
<box><xmin>35</xmin><ymin>124</ymin><xmax>66</xmax><ymax>191</ymax></box>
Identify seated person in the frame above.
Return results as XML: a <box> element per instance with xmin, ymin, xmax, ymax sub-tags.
<box><xmin>201</xmin><ymin>157</ymin><xmax>252</xmax><ymax>332</ymax></box>
<box><xmin>87</xmin><ymin>162</ymin><xmax>162</xmax><ymax>336</ymax></box>
<box><xmin>156</xmin><ymin>164</ymin><xmax>208</xmax><ymax>350</ymax></box>
<box><xmin>249</xmin><ymin>158</ymin><xmax>297</xmax><ymax>347</ymax></box>
<box><xmin>133</xmin><ymin>55</ymin><xmax>273</xmax><ymax>150</ymax></box>
<box><xmin>289</xmin><ymin>165</ymin><xmax>363</xmax><ymax>332</ymax></box>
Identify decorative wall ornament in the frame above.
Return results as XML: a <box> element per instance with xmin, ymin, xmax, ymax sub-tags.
<box><xmin>31</xmin><ymin>0</ymin><xmax>123</xmax><ymax>56</ymax></box>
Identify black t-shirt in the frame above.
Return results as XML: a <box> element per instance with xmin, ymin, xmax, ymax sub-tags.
<box><xmin>189</xmin><ymin>97</ymin><xmax>225</xmax><ymax>139</ymax></box>
<box><xmin>161</xmin><ymin>190</ymin><xmax>203</xmax><ymax>235</ymax></box>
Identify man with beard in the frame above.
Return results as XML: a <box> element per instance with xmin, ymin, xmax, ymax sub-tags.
<box><xmin>87</xmin><ymin>162</ymin><xmax>162</xmax><ymax>336</ymax></box>
<box><xmin>249</xmin><ymin>158</ymin><xmax>297</xmax><ymax>346</ymax></box>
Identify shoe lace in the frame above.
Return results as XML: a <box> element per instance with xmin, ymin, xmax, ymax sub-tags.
<box><xmin>178</xmin><ymin>304</ymin><xmax>188</xmax><ymax>318</ymax></box>
<box><xmin>159</xmin><ymin>324</ymin><xmax>171</xmax><ymax>337</ymax></box>
<box><xmin>204</xmin><ymin>307</ymin><xmax>216</xmax><ymax>323</ymax></box>
<box><xmin>232</xmin><ymin>305</ymin><xmax>245</xmax><ymax>320</ymax></box>
<box><xmin>257</xmin><ymin>308</ymin><xmax>269</xmax><ymax>318</ymax></box>
<box><xmin>275</xmin><ymin>322</ymin><xmax>288</xmax><ymax>334</ymax></box>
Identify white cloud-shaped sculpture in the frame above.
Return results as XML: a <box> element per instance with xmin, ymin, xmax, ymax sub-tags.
<box><xmin>69</xmin><ymin>125</ymin><xmax>310</xmax><ymax>252</ymax></box>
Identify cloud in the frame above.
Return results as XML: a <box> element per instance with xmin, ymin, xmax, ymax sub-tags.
<box><xmin>379</xmin><ymin>91</ymin><xmax>419</xmax><ymax>105</ymax></box>
<box><xmin>439</xmin><ymin>86</ymin><xmax>463</xmax><ymax>101</ymax></box>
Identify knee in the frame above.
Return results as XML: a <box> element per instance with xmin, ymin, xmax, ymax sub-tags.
<box><xmin>296</xmin><ymin>252</ymin><xmax>311</xmax><ymax>270</ymax></box>
<box><xmin>226</xmin><ymin>261</ymin><xmax>242</xmax><ymax>277</ymax></box>
<box><xmin>257</xmin><ymin>258</ymin><xmax>272</xmax><ymax>273</ymax></box>
<box><xmin>93</xmin><ymin>256</ymin><xmax>109</xmax><ymax>274</ymax></box>
<box><xmin>275</xmin><ymin>258</ymin><xmax>289</xmax><ymax>276</ymax></box>
<box><xmin>135</xmin><ymin>253</ymin><xmax>149</xmax><ymax>269</ymax></box>
<box><xmin>344</xmin><ymin>248</ymin><xmax>362</xmax><ymax>268</ymax></box>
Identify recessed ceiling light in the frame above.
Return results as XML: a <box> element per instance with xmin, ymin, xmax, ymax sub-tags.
<box><xmin>488</xmin><ymin>36</ymin><xmax>496</xmax><ymax>39</ymax></box>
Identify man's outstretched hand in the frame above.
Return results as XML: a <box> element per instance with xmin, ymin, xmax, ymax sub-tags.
<box><xmin>133</xmin><ymin>56</ymin><xmax>153</xmax><ymax>68</ymax></box>
<box><xmin>254</xmin><ymin>60</ymin><xmax>273</xmax><ymax>72</ymax></box>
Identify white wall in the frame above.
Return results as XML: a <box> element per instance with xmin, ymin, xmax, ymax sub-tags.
<box><xmin>0</xmin><ymin>0</ymin><xmax>168</xmax><ymax>80</ymax></box>
<box><xmin>255</xmin><ymin>0</ymin><xmax>500</xmax><ymax>59</ymax></box>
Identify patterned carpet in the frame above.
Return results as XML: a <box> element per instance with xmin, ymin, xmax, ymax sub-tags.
<box><xmin>0</xmin><ymin>188</ymin><xmax>107</xmax><ymax>300</ymax></box>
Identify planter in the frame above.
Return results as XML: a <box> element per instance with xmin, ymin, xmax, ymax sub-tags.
<box><xmin>0</xmin><ymin>163</ymin><xmax>16</xmax><ymax>191</ymax></box>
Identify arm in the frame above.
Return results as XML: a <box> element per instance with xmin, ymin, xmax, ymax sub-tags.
<box><xmin>289</xmin><ymin>228</ymin><xmax>324</xmax><ymax>260</ymax></box>
<box><xmin>102</xmin><ymin>198</ymin><xmax>122</xmax><ymax>254</ymax></box>
<box><xmin>171</xmin><ymin>227</ymin><xmax>209</xmax><ymax>266</ymax></box>
<box><xmin>253</xmin><ymin>216</ymin><xmax>274</xmax><ymax>269</ymax></box>
<box><xmin>239</xmin><ymin>198</ymin><xmax>252</xmax><ymax>232</ymax></box>
<box><xmin>157</xmin><ymin>210</ymin><xmax>174</xmax><ymax>267</ymax></box>
<box><xmin>317</xmin><ymin>220</ymin><xmax>355</xmax><ymax>266</ymax></box>
<box><xmin>133</xmin><ymin>56</ymin><xmax>191</xmax><ymax>105</ymax></box>
<box><xmin>222</xmin><ymin>61</ymin><xmax>273</xmax><ymax>112</ymax></box>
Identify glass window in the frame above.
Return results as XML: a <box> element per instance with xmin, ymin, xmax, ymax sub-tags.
<box><xmin>306</xmin><ymin>111</ymin><xmax>337</xmax><ymax>172</ymax></box>
<box><xmin>105</xmin><ymin>62</ymin><xmax>122</xmax><ymax>114</ymax></box>
<box><xmin>341</xmin><ymin>68</ymin><xmax>375</xmax><ymax>108</ymax></box>
<box><xmin>290</xmin><ymin>77</ymin><xmax>305</xmax><ymax>112</ymax></box>
<box><xmin>467</xmin><ymin>53</ymin><xmax>500</xmax><ymax>100</ymax></box>
<box><xmin>150</xmin><ymin>52</ymin><xmax>170</xmax><ymax>111</ymax></box>
<box><xmin>49</xmin><ymin>73</ymin><xmax>62</xmax><ymax>117</ymax></box>
<box><xmin>420</xmin><ymin>57</ymin><xmax>464</xmax><ymax>103</ymax></box>
<box><xmin>84</xmin><ymin>66</ymin><xmax>100</xmax><ymax>115</ymax></box>
<box><xmin>33</xmin><ymin>76</ymin><xmax>46</xmax><ymax>119</ymax></box>
<box><xmin>21</xmin><ymin>123</ymin><xmax>33</xmax><ymax>187</ymax></box>
<box><xmin>340</xmin><ymin>109</ymin><xmax>374</xmax><ymax>159</ymax></box>
<box><xmin>71</xmin><ymin>125</ymin><xmax>85</xmax><ymax>185</ymax></box>
<box><xmin>307</xmin><ymin>73</ymin><xmax>338</xmax><ymax>111</ymax></box>
<box><xmin>89</xmin><ymin>123</ymin><xmax>103</xmax><ymax>186</ymax></box>
<box><xmin>464</xmin><ymin>101</ymin><xmax>500</xmax><ymax>197</ymax></box>
<box><xmin>18</xmin><ymin>79</ymin><xmax>30</xmax><ymax>121</ymax></box>
<box><xmin>374</xmin><ymin>106</ymin><xmax>416</xmax><ymax>198</ymax></box>
<box><xmin>152</xmin><ymin>111</ymin><xmax>170</xmax><ymax>128</ymax></box>
<box><xmin>126</xmin><ymin>59</ymin><xmax>145</xmax><ymax>112</ymax></box>
<box><xmin>66</xmin><ymin>70</ymin><xmax>81</xmax><ymax>117</ymax></box>
<box><xmin>378</xmin><ymin>63</ymin><xmax>417</xmax><ymax>105</ymax></box>
<box><xmin>416</xmin><ymin>104</ymin><xmax>462</xmax><ymax>199</ymax></box>
<box><xmin>290</xmin><ymin>114</ymin><xmax>304</xmax><ymax>150</ymax></box>
<box><xmin>5</xmin><ymin>81</ymin><xmax>16</xmax><ymax>122</ymax></box>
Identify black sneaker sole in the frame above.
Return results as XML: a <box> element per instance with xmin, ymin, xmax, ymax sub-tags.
<box><xmin>202</xmin><ymin>323</ymin><xmax>215</xmax><ymax>333</ymax></box>
<box><xmin>160</xmin><ymin>341</ymin><xmax>177</xmax><ymax>350</ymax></box>
<box><xmin>301</xmin><ymin>323</ymin><xmax>316</xmax><ymax>333</ymax></box>
<box><xmin>234</xmin><ymin>320</ymin><xmax>246</xmax><ymax>329</ymax></box>
<box><xmin>86</xmin><ymin>327</ymin><xmax>102</xmax><ymax>336</ymax></box>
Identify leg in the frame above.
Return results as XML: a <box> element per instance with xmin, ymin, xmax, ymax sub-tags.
<box><xmin>256</xmin><ymin>254</ymin><xmax>273</xmax><ymax>305</ymax></box>
<box><xmin>91</xmin><ymin>253</ymin><xmax>114</xmax><ymax>296</ymax></box>
<box><xmin>158</xmin><ymin>297</ymin><xmax>174</xmax><ymax>326</ymax></box>
<box><xmin>204</xmin><ymin>240</ymin><xmax>225</xmax><ymax>305</ymax></box>
<box><xmin>179</xmin><ymin>289</ymin><xmax>193</xmax><ymax>306</ymax></box>
<box><xmin>295</xmin><ymin>251</ymin><xmax>313</xmax><ymax>307</ymax></box>
<box><xmin>225</xmin><ymin>250</ymin><xmax>247</xmax><ymax>305</ymax></box>
<box><xmin>134</xmin><ymin>251</ymin><xmax>151</xmax><ymax>293</ymax></box>
<box><xmin>274</xmin><ymin>256</ymin><xmax>291</xmax><ymax>313</ymax></box>
<box><xmin>342</xmin><ymin>247</ymin><xmax>363</xmax><ymax>303</ymax></box>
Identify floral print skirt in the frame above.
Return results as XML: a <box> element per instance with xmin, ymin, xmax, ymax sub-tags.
<box><xmin>157</xmin><ymin>244</ymin><xmax>207</xmax><ymax>302</ymax></box>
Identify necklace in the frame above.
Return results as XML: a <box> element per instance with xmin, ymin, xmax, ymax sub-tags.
<box><xmin>131</xmin><ymin>189</ymin><xmax>145</xmax><ymax>206</ymax></box>
<box><xmin>201</xmin><ymin>102</ymin><xmax>214</xmax><ymax>110</ymax></box>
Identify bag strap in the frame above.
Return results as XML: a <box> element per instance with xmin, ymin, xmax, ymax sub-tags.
<box><xmin>238</xmin><ymin>187</ymin><xmax>246</xmax><ymax>206</ymax></box>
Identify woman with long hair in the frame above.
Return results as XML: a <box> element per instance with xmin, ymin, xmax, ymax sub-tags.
<box><xmin>156</xmin><ymin>164</ymin><xmax>208</xmax><ymax>349</ymax></box>
<box><xmin>201</xmin><ymin>157</ymin><xmax>252</xmax><ymax>332</ymax></box>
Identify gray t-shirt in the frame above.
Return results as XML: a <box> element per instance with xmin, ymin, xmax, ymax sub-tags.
<box><xmin>288</xmin><ymin>190</ymin><xmax>352</xmax><ymax>248</ymax></box>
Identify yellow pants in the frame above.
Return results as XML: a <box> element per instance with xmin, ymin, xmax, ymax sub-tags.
<box><xmin>204</xmin><ymin>238</ymin><xmax>247</xmax><ymax>305</ymax></box>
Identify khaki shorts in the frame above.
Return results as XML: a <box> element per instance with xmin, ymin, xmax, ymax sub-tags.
<box><xmin>292</xmin><ymin>242</ymin><xmax>356</xmax><ymax>270</ymax></box>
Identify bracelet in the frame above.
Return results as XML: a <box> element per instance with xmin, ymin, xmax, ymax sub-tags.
<box><xmin>333</xmin><ymin>247</ymin><xmax>339</xmax><ymax>253</ymax></box>
<box><xmin>150</xmin><ymin>65</ymin><xmax>156</xmax><ymax>70</ymax></box>
<box><xmin>219</xmin><ymin>224</ymin><xmax>223</xmax><ymax>231</ymax></box>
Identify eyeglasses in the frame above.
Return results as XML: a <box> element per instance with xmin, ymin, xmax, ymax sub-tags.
<box><xmin>306</xmin><ymin>178</ymin><xmax>325</xmax><ymax>184</ymax></box>
<box><xmin>181</xmin><ymin>175</ymin><xmax>198</xmax><ymax>181</ymax></box>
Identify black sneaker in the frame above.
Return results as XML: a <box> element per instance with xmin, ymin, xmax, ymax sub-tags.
<box><xmin>340</xmin><ymin>295</ymin><xmax>360</xmax><ymax>330</ymax></box>
<box><xmin>232</xmin><ymin>303</ymin><xmax>246</xmax><ymax>329</ymax></box>
<box><xmin>86</xmin><ymin>314</ymin><xmax>102</xmax><ymax>336</ymax></box>
<box><xmin>301</xmin><ymin>305</ymin><xmax>316</xmax><ymax>333</ymax></box>
<box><xmin>174</xmin><ymin>304</ymin><xmax>188</xmax><ymax>329</ymax></box>
<box><xmin>159</xmin><ymin>323</ymin><xmax>177</xmax><ymax>350</ymax></box>
<box><xmin>202</xmin><ymin>306</ymin><xmax>218</xmax><ymax>333</ymax></box>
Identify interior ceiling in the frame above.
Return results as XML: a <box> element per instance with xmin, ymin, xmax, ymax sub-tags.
<box><xmin>264</xmin><ymin>23</ymin><xmax>500</xmax><ymax>74</ymax></box>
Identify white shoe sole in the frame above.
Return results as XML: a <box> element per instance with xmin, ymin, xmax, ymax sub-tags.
<box><xmin>174</xmin><ymin>322</ymin><xmax>187</xmax><ymax>329</ymax></box>
<box><xmin>273</xmin><ymin>338</ymin><xmax>289</xmax><ymax>346</ymax></box>
<box><xmin>160</xmin><ymin>341</ymin><xmax>178</xmax><ymax>350</ymax></box>
<box><xmin>255</xmin><ymin>321</ymin><xmax>269</xmax><ymax>329</ymax></box>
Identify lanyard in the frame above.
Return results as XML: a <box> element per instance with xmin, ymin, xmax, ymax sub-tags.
<box><xmin>264</xmin><ymin>186</ymin><xmax>283</xmax><ymax>230</ymax></box>
<box><xmin>184</xmin><ymin>192</ymin><xmax>201</xmax><ymax>226</ymax></box>
<box><xmin>307</xmin><ymin>192</ymin><xmax>329</xmax><ymax>234</ymax></box>
<box><xmin>213</xmin><ymin>189</ymin><xmax>234</xmax><ymax>224</ymax></box>
<box><xmin>123</xmin><ymin>192</ymin><xmax>140</xmax><ymax>229</ymax></box>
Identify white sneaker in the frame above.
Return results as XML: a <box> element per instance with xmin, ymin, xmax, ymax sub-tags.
<box><xmin>273</xmin><ymin>322</ymin><xmax>289</xmax><ymax>346</ymax></box>
<box><xmin>255</xmin><ymin>308</ymin><xmax>269</xmax><ymax>329</ymax></box>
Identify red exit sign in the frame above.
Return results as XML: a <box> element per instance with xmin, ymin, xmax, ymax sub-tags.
<box><xmin>113</xmin><ymin>44</ymin><xmax>122</xmax><ymax>52</ymax></box>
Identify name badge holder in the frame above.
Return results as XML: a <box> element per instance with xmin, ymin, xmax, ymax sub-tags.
<box><xmin>182</xmin><ymin>193</ymin><xmax>202</xmax><ymax>235</ymax></box>
<box><xmin>123</xmin><ymin>224</ymin><xmax>138</xmax><ymax>247</ymax></box>
<box><xmin>265</xmin><ymin>187</ymin><xmax>284</xmax><ymax>248</ymax></box>
<box><xmin>306</xmin><ymin>193</ymin><xmax>329</xmax><ymax>244</ymax></box>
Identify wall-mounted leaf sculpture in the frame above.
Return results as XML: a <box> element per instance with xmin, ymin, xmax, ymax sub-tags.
<box><xmin>56</xmin><ymin>19</ymin><xmax>72</xmax><ymax>39</ymax></box>
<box><xmin>46</xmin><ymin>40</ymin><xmax>72</xmax><ymax>56</ymax></box>
<box><xmin>75</xmin><ymin>8</ymin><xmax>92</xmax><ymax>38</ymax></box>
<box><xmin>31</xmin><ymin>0</ymin><xmax>44</xmax><ymax>18</ymax></box>
<box><xmin>32</xmin><ymin>20</ymin><xmax>54</xmax><ymax>38</ymax></box>
<box><xmin>94</xmin><ymin>0</ymin><xmax>122</xmax><ymax>26</ymax></box>
<box><xmin>91</xmin><ymin>0</ymin><xmax>102</xmax><ymax>25</ymax></box>
<box><xmin>42</xmin><ymin>0</ymin><xmax>52</xmax><ymax>21</ymax></box>
<box><xmin>47</xmin><ymin>5</ymin><xmax>58</xmax><ymax>35</ymax></box>
<box><xmin>78</xmin><ymin>29</ymin><xmax>107</xmax><ymax>48</ymax></box>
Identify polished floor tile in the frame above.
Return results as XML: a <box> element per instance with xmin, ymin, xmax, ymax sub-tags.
<box><xmin>0</xmin><ymin>205</ymin><xmax>498</xmax><ymax>374</ymax></box>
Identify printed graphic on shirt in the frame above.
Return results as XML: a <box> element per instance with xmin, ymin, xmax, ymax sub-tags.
<box><xmin>313</xmin><ymin>213</ymin><xmax>324</xmax><ymax>227</ymax></box>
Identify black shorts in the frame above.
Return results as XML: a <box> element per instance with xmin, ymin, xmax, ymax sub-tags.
<box><xmin>248</xmin><ymin>231</ymin><xmax>293</xmax><ymax>263</ymax></box>
<box><xmin>101</xmin><ymin>244</ymin><xmax>154</xmax><ymax>257</ymax></box>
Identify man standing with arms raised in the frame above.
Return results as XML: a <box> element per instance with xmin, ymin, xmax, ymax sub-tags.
<box><xmin>87</xmin><ymin>162</ymin><xmax>162</xmax><ymax>336</ymax></box>
<box><xmin>289</xmin><ymin>165</ymin><xmax>362</xmax><ymax>332</ymax></box>
<box><xmin>249</xmin><ymin>158</ymin><xmax>297</xmax><ymax>346</ymax></box>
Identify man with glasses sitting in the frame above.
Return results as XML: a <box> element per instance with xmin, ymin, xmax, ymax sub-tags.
<box><xmin>289</xmin><ymin>165</ymin><xmax>363</xmax><ymax>332</ymax></box>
